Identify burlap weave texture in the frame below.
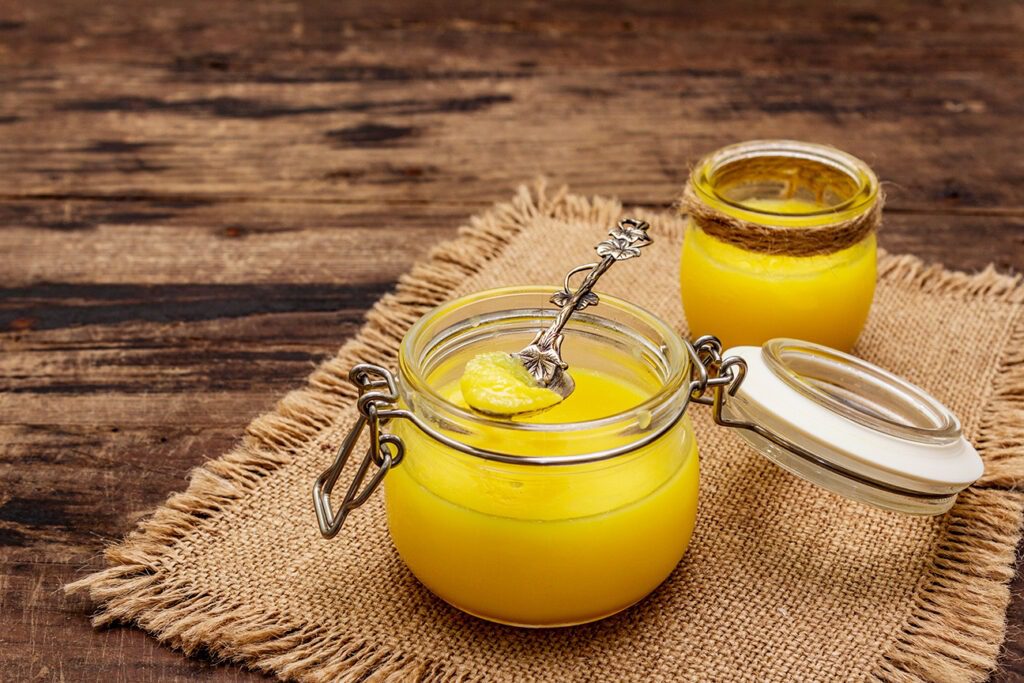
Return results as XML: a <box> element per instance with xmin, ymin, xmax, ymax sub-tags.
<box><xmin>71</xmin><ymin>185</ymin><xmax>1024</xmax><ymax>682</ymax></box>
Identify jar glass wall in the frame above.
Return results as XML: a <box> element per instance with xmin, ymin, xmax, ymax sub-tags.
<box><xmin>680</xmin><ymin>140</ymin><xmax>881</xmax><ymax>351</ymax></box>
<box><xmin>387</xmin><ymin>287</ymin><xmax>697</xmax><ymax>627</ymax></box>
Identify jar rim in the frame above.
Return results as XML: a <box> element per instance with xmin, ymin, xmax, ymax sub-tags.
<box><xmin>761</xmin><ymin>338</ymin><xmax>962</xmax><ymax>444</ymax></box>
<box><xmin>690</xmin><ymin>139</ymin><xmax>880</xmax><ymax>227</ymax></box>
<box><xmin>398</xmin><ymin>285</ymin><xmax>691</xmax><ymax>439</ymax></box>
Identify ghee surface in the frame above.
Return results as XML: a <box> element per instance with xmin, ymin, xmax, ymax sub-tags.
<box><xmin>384</xmin><ymin>359</ymin><xmax>698</xmax><ymax>627</ymax></box>
<box><xmin>681</xmin><ymin>197</ymin><xmax>877</xmax><ymax>351</ymax></box>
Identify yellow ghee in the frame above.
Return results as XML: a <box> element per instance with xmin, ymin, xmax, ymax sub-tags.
<box><xmin>384</xmin><ymin>362</ymin><xmax>698</xmax><ymax>627</ymax></box>
<box><xmin>681</xmin><ymin>196</ymin><xmax>877</xmax><ymax>351</ymax></box>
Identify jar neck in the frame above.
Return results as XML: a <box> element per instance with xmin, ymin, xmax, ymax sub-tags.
<box><xmin>396</xmin><ymin>287</ymin><xmax>690</xmax><ymax>463</ymax></box>
<box><xmin>691</xmin><ymin>139</ymin><xmax>880</xmax><ymax>228</ymax></box>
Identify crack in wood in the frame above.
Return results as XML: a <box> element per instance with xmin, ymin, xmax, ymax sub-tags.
<box><xmin>0</xmin><ymin>282</ymin><xmax>395</xmax><ymax>331</ymax></box>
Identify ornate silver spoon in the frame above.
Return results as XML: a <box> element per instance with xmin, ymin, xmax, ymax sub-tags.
<box><xmin>513</xmin><ymin>218</ymin><xmax>653</xmax><ymax>401</ymax></box>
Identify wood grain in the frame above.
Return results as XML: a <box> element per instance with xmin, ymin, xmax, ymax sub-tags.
<box><xmin>1</xmin><ymin>1</ymin><xmax>1021</xmax><ymax>681</ymax></box>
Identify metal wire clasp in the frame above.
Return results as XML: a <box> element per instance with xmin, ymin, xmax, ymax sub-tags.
<box><xmin>313</xmin><ymin>363</ymin><xmax>405</xmax><ymax>538</ymax></box>
<box><xmin>686</xmin><ymin>335</ymin><xmax>748</xmax><ymax>409</ymax></box>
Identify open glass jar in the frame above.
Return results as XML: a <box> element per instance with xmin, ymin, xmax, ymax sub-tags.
<box><xmin>680</xmin><ymin>140</ymin><xmax>882</xmax><ymax>351</ymax></box>
<box><xmin>314</xmin><ymin>227</ymin><xmax>981</xmax><ymax>629</ymax></box>
<box><xmin>386</xmin><ymin>287</ymin><xmax>696</xmax><ymax>627</ymax></box>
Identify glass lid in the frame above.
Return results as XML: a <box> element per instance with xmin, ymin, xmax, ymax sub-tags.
<box><xmin>719</xmin><ymin>339</ymin><xmax>983</xmax><ymax>515</ymax></box>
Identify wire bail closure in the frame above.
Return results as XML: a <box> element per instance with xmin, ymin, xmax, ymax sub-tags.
<box><xmin>313</xmin><ymin>364</ymin><xmax>405</xmax><ymax>539</ymax></box>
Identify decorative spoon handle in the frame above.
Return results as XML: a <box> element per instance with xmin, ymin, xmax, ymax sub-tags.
<box><xmin>517</xmin><ymin>218</ymin><xmax>653</xmax><ymax>388</ymax></box>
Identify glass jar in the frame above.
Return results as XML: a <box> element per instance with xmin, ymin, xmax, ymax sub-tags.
<box><xmin>680</xmin><ymin>140</ymin><xmax>881</xmax><ymax>351</ymax></box>
<box><xmin>388</xmin><ymin>287</ymin><xmax>696</xmax><ymax>627</ymax></box>
<box><xmin>315</xmin><ymin>276</ymin><xmax>981</xmax><ymax>629</ymax></box>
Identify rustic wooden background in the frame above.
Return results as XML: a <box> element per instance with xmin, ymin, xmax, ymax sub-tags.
<box><xmin>1</xmin><ymin>1</ymin><xmax>1022</xmax><ymax>680</ymax></box>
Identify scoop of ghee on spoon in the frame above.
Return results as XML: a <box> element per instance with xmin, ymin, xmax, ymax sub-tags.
<box><xmin>460</xmin><ymin>218</ymin><xmax>653</xmax><ymax>417</ymax></box>
<box><xmin>459</xmin><ymin>352</ymin><xmax>563</xmax><ymax>415</ymax></box>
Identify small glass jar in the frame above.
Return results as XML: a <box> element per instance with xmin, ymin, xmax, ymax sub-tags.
<box><xmin>680</xmin><ymin>140</ymin><xmax>881</xmax><ymax>351</ymax></box>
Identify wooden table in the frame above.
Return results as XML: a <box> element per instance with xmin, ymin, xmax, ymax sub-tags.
<box><xmin>2</xmin><ymin>2</ymin><xmax>1021</xmax><ymax>680</ymax></box>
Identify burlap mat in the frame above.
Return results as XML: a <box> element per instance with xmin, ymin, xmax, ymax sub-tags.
<box><xmin>70</xmin><ymin>184</ymin><xmax>1024</xmax><ymax>682</ymax></box>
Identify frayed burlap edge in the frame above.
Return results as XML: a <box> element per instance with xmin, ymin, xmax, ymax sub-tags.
<box><xmin>67</xmin><ymin>182</ymin><xmax>1024</xmax><ymax>683</ymax></box>
<box><xmin>867</xmin><ymin>254</ymin><xmax>1024</xmax><ymax>683</ymax></box>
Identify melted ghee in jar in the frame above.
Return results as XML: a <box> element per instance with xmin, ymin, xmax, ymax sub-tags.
<box><xmin>681</xmin><ymin>196</ymin><xmax>876</xmax><ymax>351</ymax></box>
<box><xmin>384</xmin><ymin>355</ymin><xmax>698</xmax><ymax>627</ymax></box>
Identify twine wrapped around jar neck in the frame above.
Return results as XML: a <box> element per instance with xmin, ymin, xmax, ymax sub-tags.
<box><xmin>679</xmin><ymin>182</ymin><xmax>884</xmax><ymax>257</ymax></box>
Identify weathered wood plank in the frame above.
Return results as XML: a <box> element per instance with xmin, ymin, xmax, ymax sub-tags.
<box><xmin>2</xmin><ymin>65</ymin><xmax>1021</xmax><ymax>210</ymax></box>
<box><xmin>3</xmin><ymin>1</ymin><xmax>1022</xmax><ymax>72</ymax></box>
<box><xmin>0</xmin><ymin>202</ymin><xmax>1021</xmax><ymax>287</ymax></box>
<box><xmin>0</xmin><ymin>202</ymin><xmax>458</xmax><ymax>286</ymax></box>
